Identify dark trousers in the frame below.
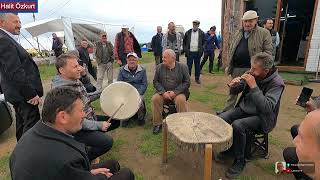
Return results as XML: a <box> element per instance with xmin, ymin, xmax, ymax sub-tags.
<box><xmin>13</xmin><ymin>102</ymin><xmax>40</xmax><ymax>141</ymax></box>
<box><xmin>74</xmin><ymin>115</ymin><xmax>120</xmax><ymax>161</ymax></box>
<box><xmin>154</xmin><ymin>54</ymin><xmax>163</xmax><ymax>65</ymax></box>
<box><xmin>175</xmin><ymin>53</ymin><xmax>180</xmax><ymax>62</ymax></box>
<box><xmin>219</xmin><ymin>107</ymin><xmax>261</xmax><ymax>160</ymax></box>
<box><xmin>91</xmin><ymin>159</ymin><xmax>134</xmax><ymax>180</ymax></box>
<box><xmin>120</xmin><ymin>54</ymin><xmax>128</xmax><ymax>67</ymax></box>
<box><xmin>283</xmin><ymin>124</ymin><xmax>311</xmax><ymax>180</ymax></box>
<box><xmin>187</xmin><ymin>52</ymin><xmax>201</xmax><ymax>80</ymax></box>
<box><xmin>200</xmin><ymin>51</ymin><xmax>215</xmax><ymax>72</ymax></box>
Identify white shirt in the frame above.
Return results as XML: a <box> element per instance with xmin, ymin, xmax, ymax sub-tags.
<box><xmin>190</xmin><ymin>30</ymin><xmax>199</xmax><ymax>52</ymax></box>
<box><xmin>0</xmin><ymin>28</ymin><xmax>19</xmax><ymax>43</ymax></box>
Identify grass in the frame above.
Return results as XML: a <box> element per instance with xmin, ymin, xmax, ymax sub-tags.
<box><xmin>101</xmin><ymin>138</ymin><xmax>126</xmax><ymax>161</ymax></box>
<box><xmin>189</xmin><ymin>83</ymin><xmax>227</xmax><ymax>111</ymax></box>
<box><xmin>0</xmin><ymin>153</ymin><xmax>11</xmax><ymax>180</ymax></box>
<box><xmin>38</xmin><ymin>64</ymin><xmax>57</xmax><ymax>81</ymax></box>
<box><xmin>91</xmin><ymin>99</ymin><xmax>102</xmax><ymax>114</ymax></box>
<box><xmin>138</xmin><ymin>130</ymin><xmax>176</xmax><ymax>157</ymax></box>
<box><xmin>279</xmin><ymin>72</ymin><xmax>310</xmax><ymax>85</ymax></box>
<box><xmin>252</xmin><ymin>161</ymin><xmax>275</xmax><ymax>176</ymax></box>
<box><xmin>269</xmin><ymin>134</ymin><xmax>286</xmax><ymax>149</ymax></box>
<box><xmin>200</xmin><ymin>58</ymin><xmax>225</xmax><ymax>76</ymax></box>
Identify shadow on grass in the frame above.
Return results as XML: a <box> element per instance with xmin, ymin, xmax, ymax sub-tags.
<box><xmin>0</xmin><ymin>153</ymin><xmax>11</xmax><ymax>180</ymax></box>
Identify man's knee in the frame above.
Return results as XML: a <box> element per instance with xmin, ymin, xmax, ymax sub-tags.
<box><xmin>174</xmin><ymin>94</ymin><xmax>186</xmax><ymax>105</ymax></box>
<box><xmin>283</xmin><ymin>147</ymin><xmax>297</xmax><ymax>163</ymax></box>
<box><xmin>151</xmin><ymin>94</ymin><xmax>163</xmax><ymax>105</ymax></box>
<box><xmin>99</xmin><ymin>134</ymin><xmax>113</xmax><ymax>151</ymax></box>
<box><xmin>232</xmin><ymin>120</ymin><xmax>245</xmax><ymax>132</ymax></box>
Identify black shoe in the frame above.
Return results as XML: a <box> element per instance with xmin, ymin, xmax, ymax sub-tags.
<box><xmin>216</xmin><ymin>110</ymin><xmax>224</xmax><ymax>115</ymax></box>
<box><xmin>209</xmin><ymin>71</ymin><xmax>214</xmax><ymax>74</ymax></box>
<box><xmin>137</xmin><ymin>118</ymin><xmax>145</xmax><ymax>126</ymax></box>
<box><xmin>121</xmin><ymin>120</ymin><xmax>130</xmax><ymax>127</ymax></box>
<box><xmin>225</xmin><ymin>158</ymin><xmax>246</xmax><ymax>178</ymax></box>
<box><xmin>153</xmin><ymin>125</ymin><xmax>162</xmax><ymax>134</ymax></box>
<box><xmin>195</xmin><ymin>79</ymin><xmax>201</xmax><ymax>84</ymax></box>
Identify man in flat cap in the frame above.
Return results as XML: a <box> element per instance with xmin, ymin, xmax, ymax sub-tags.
<box><xmin>183</xmin><ymin>20</ymin><xmax>206</xmax><ymax>84</ymax></box>
<box><xmin>219</xmin><ymin>10</ymin><xmax>273</xmax><ymax>113</ymax></box>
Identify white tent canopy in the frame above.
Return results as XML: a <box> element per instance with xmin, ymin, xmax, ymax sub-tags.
<box><xmin>22</xmin><ymin>17</ymin><xmax>133</xmax><ymax>51</ymax></box>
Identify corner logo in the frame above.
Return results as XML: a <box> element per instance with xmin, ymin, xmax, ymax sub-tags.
<box><xmin>0</xmin><ymin>0</ymin><xmax>38</xmax><ymax>13</ymax></box>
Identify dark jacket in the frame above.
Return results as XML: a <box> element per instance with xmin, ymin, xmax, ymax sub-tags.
<box><xmin>117</xmin><ymin>64</ymin><xmax>147</xmax><ymax>95</ymax></box>
<box><xmin>95</xmin><ymin>41</ymin><xmax>114</xmax><ymax>64</ymax></box>
<box><xmin>153</xmin><ymin>62</ymin><xmax>190</xmax><ymax>98</ymax></box>
<box><xmin>77</xmin><ymin>47</ymin><xmax>96</xmax><ymax>79</ymax></box>
<box><xmin>228</xmin><ymin>26</ymin><xmax>272</xmax><ymax>75</ymax></box>
<box><xmin>204</xmin><ymin>32</ymin><xmax>220</xmax><ymax>53</ymax></box>
<box><xmin>115</xmin><ymin>32</ymin><xmax>142</xmax><ymax>59</ymax></box>
<box><xmin>183</xmin><ymin>29</ymin><xmax>206</xmax><ymax>57</ymax></box>
<box><xmin>10</xmin><ymin>121</ymin><xmax>106</xmax><ymax>180</ymax></box>
<box><xmin>230</xmin><ymin>69</ymin><xmax>284</xmax><ymax>133</ymax></box>
<box><xmin>151</xmin><ymin>33</ymin><xmax>163</xmax><ymax>56</ymax></box>
<box><xmin>0</xmin><ymin>29</ymin><xmax>43</xmax><ymax>104</ymax></box>
<box><xmin>52</xmin><ymin>37</ymin><xmax>63</xmax><ymax>57</ymax></box>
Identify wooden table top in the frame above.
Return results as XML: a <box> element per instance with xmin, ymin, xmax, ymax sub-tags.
<box><xmin>165</xmin><ymin>112</ymin><xmax>233</xmax><ymax>152</ymax></box>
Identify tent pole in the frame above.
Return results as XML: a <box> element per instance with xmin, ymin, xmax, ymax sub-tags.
<box><xmin>32</xmin><ymin>13</ymin><xmax>42</xmax><ymax>56</ymax></box>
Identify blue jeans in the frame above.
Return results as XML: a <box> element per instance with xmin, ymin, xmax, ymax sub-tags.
<box><xmin>187</xmin><ymin>52</ymin><xmax>201</xmax><ymax>80</ymax></box>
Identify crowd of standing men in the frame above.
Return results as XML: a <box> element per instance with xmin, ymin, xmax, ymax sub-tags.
<box><xmin>1</xmin><ymin>9</ymin><xmax>320</xmax><ymax>179</ymax></box>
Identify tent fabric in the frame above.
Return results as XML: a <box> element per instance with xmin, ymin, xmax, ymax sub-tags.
<box><xmin>22</xmin><ymin>18</ymin><xmax>64</xmax><ymax>37</ymax></box>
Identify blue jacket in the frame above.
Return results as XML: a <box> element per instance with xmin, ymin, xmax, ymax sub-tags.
<box><xmin>117</xmin><ymin>64</ymin><xmax>148</xmax><ymax>95</ymax></box>
<box><xmin>204</xmin><ymin>32</ymin><xmax>220</xmax><ymax>53</ymax></box>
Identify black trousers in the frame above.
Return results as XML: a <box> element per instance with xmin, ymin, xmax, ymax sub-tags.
<box><xmin>219</xmin><ymin>107</ymin><xmax>261</xmax><ymax>160</ymax></box>
<box><xmin>283</xmin><ymin>124</ymin><xmax>312</xmax><ymax>180</ymax></box>
<box><xmin>74</xmin><ymin>115</ymin><xmax>120</xmax><ymax>161</ymax></box>
<box><xmin>200</xmin><ymin>51</ymin><xmax>215</xmax><ymax>72</ymax></box>
<box><xmin>12</xmin><ymin>102</ymin><xmax>40</xmax><ymax>141</ymax></box>
<box><xmin>91</xmin><ymin>159</ymin><xmax>134</xmax><ymax>180</ymax></box>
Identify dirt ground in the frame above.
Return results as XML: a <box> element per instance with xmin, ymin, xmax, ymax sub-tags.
<box><xmin>1</xmin><ymin>57</ymin><xmax>319</xmax><ymax>180</ymax></box>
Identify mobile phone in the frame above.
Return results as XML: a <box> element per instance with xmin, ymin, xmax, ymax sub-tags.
<box><xmin>296</xmin><ymin>87</ymin><xmax>313</xmax><ymax>107</ymax></box>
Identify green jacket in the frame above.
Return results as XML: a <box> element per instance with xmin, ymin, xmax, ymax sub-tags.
<box><xmin>95</xmin><ymin>41</ymin><xmax>114</xmax><ymax>64</ymax></box>
<box><xmin>228</xmin><ymin>26</ymin><xmax>272</xmax><ymax>75</ymax></box>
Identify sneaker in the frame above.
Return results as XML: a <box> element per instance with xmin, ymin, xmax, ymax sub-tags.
<box><xmin>216</xmin><ymin>110</ymin><xmax>225</xmax><ymax>115</ymax></box>
<box><xmin>225</xmin><ymin>158</ymin><xmax>246</xmax><ymax>178</ymax></box>
<box><xmin>152</xmin><ymin>125</ymin><xmax>162</xmax><ymax>134</ymax></box>
<box><xmin>195</xmin><ymin>79</ymin><xmax>201</xmax><ymax>84</ymax></box>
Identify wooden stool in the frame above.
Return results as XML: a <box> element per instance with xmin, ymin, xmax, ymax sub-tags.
<box><xmin>162</xmin><ymin>112</ymin><xmax>233</xmax><ymax>180</ymax></box>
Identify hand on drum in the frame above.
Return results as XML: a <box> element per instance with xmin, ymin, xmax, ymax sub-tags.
<box><xmin>101</xmin><ymin>121</ymin><xmax>111</xmax><ymax>131</ymax></box>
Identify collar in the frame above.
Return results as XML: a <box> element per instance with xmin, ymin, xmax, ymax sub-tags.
<box><xmin>0</xmin><ymin>28</ymin><xmax>19</xmax><ymax>42</ymax></box>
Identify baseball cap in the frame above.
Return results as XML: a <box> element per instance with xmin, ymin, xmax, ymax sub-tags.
<box><xmin>127</xmin><ymin>52</ymin><xmax>138</xmax><ymax>59</ymax></box>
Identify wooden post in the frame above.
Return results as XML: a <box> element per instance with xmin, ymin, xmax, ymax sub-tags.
<box><xmin>162</xmin><ymin>121</ymin><xmax>168</xmax><ymax>163</ymax></box>
<box><xmin>204</xmin><ymin>144</ymin><xmax>213</xmax><ymax>180</ymax></box>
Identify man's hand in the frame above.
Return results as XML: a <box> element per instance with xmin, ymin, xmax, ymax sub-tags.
<box><xmin>101</xmin><ymin>121</ymin><xmax>111</xmax><ymax>132</ymax></box>
<box><xmin>90</xmin><ymin>168</ymin><xmax>113</xmax><ymax>177</ymax></box>
<box><xmin>241</xmin><ymin>73</ymin><xmax>257</xmax><ymax>89</ymax></box>
<box><xmin>167</xmin><ymin>91</ymin><xmax>176</xmax><ymax>99</ymax></box>
<box><xmin>228</xmin><ymin>77</ymin><xmax>242</xmax><ymax>88</ymax></box>
<box><xmin>162</xmin><ymin>92</ymin><xmax>172</xmax><ymax>100</ymax></box>
<box><xmin>116</xmin><ymin>59</ymin><xmax>122</xmax><ymax>65</ymax></box>
<box><xmin>27</xmin><ymin>95</ymin><xmax>41</xmax><ymax>105</ymax></box>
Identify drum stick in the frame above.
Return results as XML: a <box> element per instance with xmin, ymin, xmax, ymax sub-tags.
<box><xmin>107</xmin><ymin>103</ymin><xmax>124</xmax><ymax>123</ymax></box>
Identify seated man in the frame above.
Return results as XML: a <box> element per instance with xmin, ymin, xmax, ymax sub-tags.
<box><xmin>68</xmin><ymin>50</ymin><xmax>97</xmax><ymax>93</ymax></box>
<box><xmin>283</xmin><ymin>96</ymin><xmax>320</xmax><ymax>180</ymax></box>
<box><xmin>292</xmin><ymin>110</ymin><xmax>320</xmax><ymax>179</ymax></box>
<box><xmin>152</xmin><ymin>49</ymin><xmax>190</xmax><ymax>134</ymax></box>
<box><xmin>10</xmin><ymin>87</ymin><xmax>134</xmax><ymax>180</ymax></box>
<box><xmin>218</xmin><ymin>52</ymin><xmax>284</xmax><ymax>178</ymax></box>
<box><xmin>117</xmin><ymin>52</ymin><xmax>147</xmax><ymax>127</ymax></box>
<box><xmin>52</xmin><ymin>54</ymin><xmax>120</xmax><ymax>162</ymax></box>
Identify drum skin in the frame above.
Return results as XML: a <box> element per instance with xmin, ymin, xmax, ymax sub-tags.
<box><xmin>100</xmin><ymin>82</ymin><xmax>141</xmax><ymax>120</ymax></box>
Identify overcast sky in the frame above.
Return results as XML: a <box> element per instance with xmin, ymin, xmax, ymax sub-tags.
<box><xmin>19</xmin><ymin>0</ymin><xmax>222</xmax><ymax>49</ymax></box>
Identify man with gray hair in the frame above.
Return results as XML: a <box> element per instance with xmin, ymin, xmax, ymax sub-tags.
<box><xmin>217</xmin><ymin>52</ymin><xmax>284</xmax><ymax>178</ymax></box>
<box><xmin>219</xmin><ymin>10</ymin><xmax>273</xmax><ymax>113</ymax></box>
<box><xmin>0</xmin><ymin>13</ymin><xmax>43</xmax><ymax>141</ymax></box>
<box><xmin>151</xmin><ymin>26</ymin><xmax>163</xmax><ymax>65</ymax></box>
